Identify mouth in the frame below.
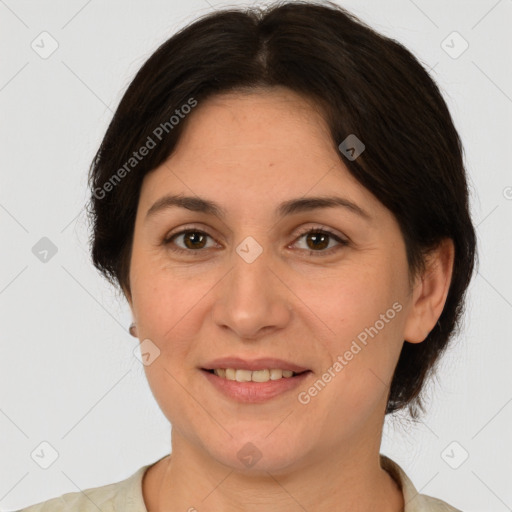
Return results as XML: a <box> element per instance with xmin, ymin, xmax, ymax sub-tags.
<box><xmin>202</xmin><ymin>368</ymin><xmax>311</xmax><ymax>382</ymax></box>
<box><xmin>200</xmin><ymin>366</ymin><xmax>313</xmax><ymax>403</ymax></box>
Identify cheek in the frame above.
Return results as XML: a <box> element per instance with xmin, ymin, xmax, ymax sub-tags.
<box><xmin>300</xmin><ymin>266</ymin><xmax>396</xmax><ymax>350</ymax></box>
<box><xmin>130</xmin><ymin>247</ymin><xmax>212</xmax><ymax>343</ymax></box>
<box><xmin>132</xmin><ymin>269</ymin><xmax>221</xmax><ymax>416</ymax></box>
<box><xmin>298</xmin><ymin>268</ymin><xmax>404</xmax><ymax>408</ymax></box>
<box><xmin>142</xmin><ymin>362</ymin><xmax>207</xmax><ymax>443</ymax></box>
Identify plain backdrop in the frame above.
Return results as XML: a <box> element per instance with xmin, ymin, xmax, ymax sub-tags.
<box><xmin>1</xmin><ymin>0</ymin><xmax>511</xmax><ymax>510</ymax></box>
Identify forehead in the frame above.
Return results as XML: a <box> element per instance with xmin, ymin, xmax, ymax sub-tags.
<box><xmin>138</xmin><ymin>88</ymin><xmax>382</xmax><ymax>223</ymax></box>
<box><xmin>172</xmin><ymin>87</ymin><xmax>332</xmax><ymax>156</ymax></box>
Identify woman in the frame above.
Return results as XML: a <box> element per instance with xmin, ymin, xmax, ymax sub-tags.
<box><xmin>19</xmin><ymin>1</ymin><xmax>476</xmax><ymax>510</ymax></box>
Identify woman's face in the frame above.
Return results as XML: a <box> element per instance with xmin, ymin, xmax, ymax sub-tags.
<box><xmin>127</xmin><ymin>87</ymin><xmax>423</xmax><ymax>473</ymax></box>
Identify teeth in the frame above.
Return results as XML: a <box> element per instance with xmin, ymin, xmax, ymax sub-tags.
<box><xmin>212</xmin><ymin>368</ymin><xmax>297</xmax><ymax>382</ymax></box>
<box><xmin>235</xmin><ymin>369</ymin><xmax>252</xmax><ymax>382</ymax></box>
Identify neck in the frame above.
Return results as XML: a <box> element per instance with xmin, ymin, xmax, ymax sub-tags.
<box><xmin>147</xmin><ymin>430</ymin><xmax>404</xmax><ymax>512</ymax></box>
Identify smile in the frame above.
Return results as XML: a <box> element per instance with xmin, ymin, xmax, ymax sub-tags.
<box><xmin>208</xmin><ymin>368</ymin><xmax>304</xmax><ymax>382</ymax></box>
<box><xmin>201</xmin><ymin>368</ymin><xmax>312</xmax><ymax>403</ymax></box>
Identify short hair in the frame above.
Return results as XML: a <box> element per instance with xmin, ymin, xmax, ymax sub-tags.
<box><xmin>86</xmin><ymin>0</ymin><xmax>478</xmax><ymax>419</ymax></box>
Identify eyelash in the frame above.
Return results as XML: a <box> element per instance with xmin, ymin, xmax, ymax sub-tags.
<box><xmin>162</xmin><ymin>225</ymin><xmax>349</xmax><ymax>257</ymax></box>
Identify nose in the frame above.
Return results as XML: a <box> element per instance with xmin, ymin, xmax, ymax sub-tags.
<box><xmin>211</xmin><ymin>245</ymin><xmax>292</xmax><ymax>340</ymax></box>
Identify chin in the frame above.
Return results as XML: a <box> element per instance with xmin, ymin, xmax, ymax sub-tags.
<box><xmin>203</xmin><ymin>433</ymin><xmax>309</xmax><ymax>476</ymax></box>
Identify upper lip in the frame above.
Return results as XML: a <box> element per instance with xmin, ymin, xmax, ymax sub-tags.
<box><xmin>201</xmin><ymin>357</ymin><xmax>310</xmax><ymax>373</ymax></box>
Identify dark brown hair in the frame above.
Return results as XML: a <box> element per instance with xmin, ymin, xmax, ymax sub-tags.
<box><xmin>86</xmin><ymin>0</ymin><xmax>477</xmax><ymax>418</ymax></box>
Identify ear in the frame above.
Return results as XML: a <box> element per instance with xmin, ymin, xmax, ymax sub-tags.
<box><xmin>403</xmin><ymin>238</ymin><xmax>455</xmax><ymax>343</ymax></box>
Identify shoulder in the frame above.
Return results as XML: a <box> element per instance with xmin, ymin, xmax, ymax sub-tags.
<box><xmin>416</xmin><ymin>493</ymin><xmax>463</xmax><ymax>511</ymax></box>
<box><xmin>17</xmin><ymin>463</ymin><xmax>151</xmax><ymax>512</ymax></box>
<box><xmin>380</xmin><ymin>455</ymin><xmax>463</xmax><ymax>512</ymax></box>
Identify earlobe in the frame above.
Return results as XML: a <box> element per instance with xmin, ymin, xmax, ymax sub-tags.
<box><xmin>129</xmin><ymin>322</ymin><xmax>138</xmax><ymax>337</ymax></box>
<box><xmin>403</xmin><ymin>238</ymin><xmax>455</xmax><ymax>344</ymax></box>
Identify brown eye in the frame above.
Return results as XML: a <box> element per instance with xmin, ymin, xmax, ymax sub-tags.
<box><xmin>163</xmin><ymin>226</ymin><xmax>348</xmax><ymax>257</ymax></box>
<box><xmin>164</xmin><ymin>229</ymin><xmax>215</xmax><ymax>254</ymax></box>
<box><xmin>180</xmin><ymin>231</ymin><xmax>208</xmax><ymax>250</ymax></box>
<box><xmin>293</xmin><ymin>228</ymin><xmax>348</xmax><ymax>256</ymax></box>
<box><xmin>304</xmin><ymin>232</ymin><xmax>330</xmax><ymax>250</ymax></box>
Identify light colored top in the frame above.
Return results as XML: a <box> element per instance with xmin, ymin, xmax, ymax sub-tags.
<box><xmin>17</xmin><ymin>454</ymin><xmax>462</xmax><ymax>511</ymax></box>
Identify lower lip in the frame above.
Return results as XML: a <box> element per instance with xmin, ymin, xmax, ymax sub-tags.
<box><xmin>201</xmin><ymin>369</ymin><xmax>312</xmax><ymax>403</ymax></box>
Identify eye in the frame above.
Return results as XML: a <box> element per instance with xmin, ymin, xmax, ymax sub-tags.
<box><xmin>163</xmin><ymin>228</ymin><xmax>217</xmax><ymax>255</ymax></box>
<box><xmin>291</xmin><ymin>226</ymin><xmax>349</xmax><ymax>257</ymax></box>
<box><xmin>162</xmin><ymin>225</ymin><xmax>349</xmax><ymax>257</ymax></box>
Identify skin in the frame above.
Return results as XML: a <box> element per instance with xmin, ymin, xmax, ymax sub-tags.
<box><xmin>124</xmin><ymin>86</ymin><xmax>454</xmax><ymax>512</ymax></box>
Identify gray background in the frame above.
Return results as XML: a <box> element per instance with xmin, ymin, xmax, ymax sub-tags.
<box><xmin>1</xmin><ymin>0</ymin><xmax>511</xmax><ymax>510</ymax></box>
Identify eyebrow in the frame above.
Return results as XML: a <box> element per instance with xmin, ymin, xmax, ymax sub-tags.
<box><xmin>145</xmin><ymin>193</ymin><xmax>372</xmax><ymax>222</ymax></box>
